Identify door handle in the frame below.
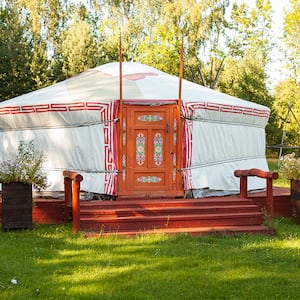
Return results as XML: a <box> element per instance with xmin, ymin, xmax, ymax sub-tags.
<box><xmin>166</xmin><ymin>123</ymin><xmax>170</xmax><ymax>133</ymax></box>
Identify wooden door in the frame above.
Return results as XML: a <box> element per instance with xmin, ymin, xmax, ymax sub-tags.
<box><xmin>119</xmin><ymin>104</ymin><xmax>182</xmax><ymax>197</ymax></box>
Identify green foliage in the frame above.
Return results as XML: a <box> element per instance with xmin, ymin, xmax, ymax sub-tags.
<box><xmin>61</xmin><ymin>19</ymin><xmax>99</xmax><ymax>77</ymax></box>
<box><xmin>272</xmin><ymin>1</ymin><xmax>300</xmax><ymax>149</ymax></box>
<box><xmin>219</xmin><ymin>50</ymin><xmax>270</xmax><ymax>105</ymax></box>
<box><xmin>0</xmin><ymin>141</ymin><xmax>47</xmax><ymax>190</ymax></box>
<box><xmin>0</xmin><ymin>1</ymin><xmax>34</xmax><ymax>100</ymax></box>
<box><xmin>273</xmin><ymin>79</ymin><xmax>300</xmax><ymax>147</ymax></box>
<box><xmin>284</xmin><ymin>0</ymin><xmax>300</xmax><ymax>82</ymax></box>
<box><xmin>30</xmin><ymin>40</ymin><xmax>51</xmax><ymax>89</ymax></box>
<box><xmin>0</xmin><ymin>223</ymin><xmax>300</xmax><ymax>299</ymax></box>
<box><xmin>0</xmin><ymin>0</ymin><xmax>275</xmax><ymax>100</ymax></box>
<box><xmin>183</xmin><ymin>0</ymin><xmax>230</xmax><ymax>88</ymax></box>
<box><xmin>137</xmin><ymin>23</ymin><xmax>181</xmax><ymax>75</ymax></box>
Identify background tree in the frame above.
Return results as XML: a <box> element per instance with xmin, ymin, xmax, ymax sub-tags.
<box><xmin>184</xmin><ymin>0</ymin><xmax>230</xmax><ymax>89</ymax></box>
<box><xmin>136</xmin><ymin>0</ymin><xmax>184</xmax><ymax>75</ymax></box>
<box><xmin>96</xmin><ymin>0</ymin><xmax>150</xmax><ymax>62</ymax></box>
<box><xmin>219</xmin><ymin>0</ymin><xmax>272</xmax><ymax>98</ymax></box>
<box><xmin>283</xmin><ymin>0</ymin><xmax>300</xmax><ymax>82</ymax></box>
<box><xmin>273</xmin><ymin>79</ymin><xmax>300</xmax><ymax>147</ymax></box>
<box><xmin>272</xmin><ymin>0</ymin><xmax>300</xmax><ymax>149</ymax></box>
<box><xmin>0</xmin><ymin>1</ymin><xmax>34</xmax><ymax>100</ymax></box>
<box><xmin>60</xmin><ymin>18</ymin><xmax>99</xmax><ymax>77</ymax></box>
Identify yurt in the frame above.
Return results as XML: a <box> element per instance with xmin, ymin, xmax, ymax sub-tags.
<box><xmin>0</xmin><ymin>62</ymin><xmax>270</xmax><ymax>198</ymax></box>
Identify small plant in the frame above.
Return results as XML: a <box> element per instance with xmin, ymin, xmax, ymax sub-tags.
<box><xmin>279</xmin><ymin>152</ymin><xmax>300</xmax><ymax>181</ymax></box>
<box><xmin>0</xmin><ymin>140</ymin><xmax>47</xmax><ymax>190</ymax></box>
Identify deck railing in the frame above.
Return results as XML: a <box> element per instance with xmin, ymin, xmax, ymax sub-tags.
<box><xmin>63</xmin><ymin>170</ymin><xmax>83</xmax><ymax>233</ymax></box>
<box><xmin>234</xmin><ymin>168</ymin><xmax>278</xmax><ymax>221</ymax></box>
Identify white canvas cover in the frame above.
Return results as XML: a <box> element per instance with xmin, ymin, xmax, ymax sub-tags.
<box><xmin>0</xmin><ymin>62</ymin><xmax>270</xmax><ymax>195</ymax></box>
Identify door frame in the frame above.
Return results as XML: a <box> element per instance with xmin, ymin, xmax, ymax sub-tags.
<box><xmin>117</xmin><ymin>102</ymin><xmax>183</xmax><ymax>198</ymax></box>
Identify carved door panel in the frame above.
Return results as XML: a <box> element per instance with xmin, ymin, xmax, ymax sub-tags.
<box><xmin>120</xmin><ymin>104</ymin><xmax>181</xmax><ymax>196</ymax></box>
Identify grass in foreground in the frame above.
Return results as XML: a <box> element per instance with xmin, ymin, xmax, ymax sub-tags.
<box><xmin>0</xmin><ymin>219</ymin><xmax>300</xmax><ymax>300</ymax></box>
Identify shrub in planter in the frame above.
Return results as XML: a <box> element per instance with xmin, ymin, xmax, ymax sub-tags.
<box><xmin>0</xmin><ymin>141</ymin><xmax>47</xmax><ymax>230</ymax></box>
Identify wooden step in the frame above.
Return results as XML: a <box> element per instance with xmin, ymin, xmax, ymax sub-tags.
<box><xmin>80</xmin><ymin>197</ymin><xmax>255</xmax><ymax>209</ymax></box>
<box><xmin>80</xmin><ymin>211</ymin><xmax>264</xmax><ymax>232</ymax></box>
<box><xmin>78</xmin><ymin>196</ymin><xmax>269</xmax><ymax>236</ymax></box>
<box><xmin>80</xmin><ymin>204</ymin><xmax>260</xmax><ymax>218</ymax></box>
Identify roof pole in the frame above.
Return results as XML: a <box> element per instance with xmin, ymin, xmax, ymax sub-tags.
<box><xmin>119</xmin><ymin>35</ymin><xmax>123</xmax><ymax>113</ymax></box>
<box><xmin>118</xmin><ymin>35</ymin><xmax>123</xmax><ymax>189</ymax></box>
<box><xmin>178</xmin><ymin>35</ymin><xmax>184</xmax><ymax>110</ymax></box>
<box><xmin>177</xmin><ymin>35</ymin><xmax>184</xmax><ymax>190</ymax></box>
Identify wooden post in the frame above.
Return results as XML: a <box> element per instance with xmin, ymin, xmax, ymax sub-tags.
<box><xmin>62</xmin><ymin>170</ymin><xmax>83</xmax><ymax>233</ymax></box>
<box><xmin>234</xmin><ymin>168</ymin><xmax>278</xmax><ymax>221</ymax></box>
<box><xmin>266</xmin><ymin>178</ymin><xmax>274</xmax><ymax>221</ymax></box>
<box><xmin>240</xmin><ymin>175</ymin><xmax>248</xmax><ymax>198</ymax></box>
<box><xmin>72</xmin><ymin>180</ymin><xmax>81</xmax><ymax>233</ymax></box>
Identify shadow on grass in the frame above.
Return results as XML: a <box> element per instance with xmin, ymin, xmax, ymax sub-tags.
<box><xmin>0</xmin><ymin>219</ymin><xmax>299</xmax><ymax>299</ymax></box>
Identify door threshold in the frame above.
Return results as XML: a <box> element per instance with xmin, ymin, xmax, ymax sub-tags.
<box><xmin>117</xmin><ymin>191</ymin><xmax>184</xmax><ymax>200</ymax></box>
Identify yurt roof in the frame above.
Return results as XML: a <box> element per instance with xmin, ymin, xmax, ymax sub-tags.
<box><xmin>0</xmin><ymin>62</ymin><xmax>269</xmax><ymax>111</ymax></box>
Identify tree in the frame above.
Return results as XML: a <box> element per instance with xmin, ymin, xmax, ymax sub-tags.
<box><xmin>135</xmin><ymin>0</ymin><xmax>184</xmax><ymax>75</ymax></box>
<box><xmin>283</xmin><ymin>0</ymin><xmax>300</xmax><ymax>82</ymax></box>
<box><xmin>16</xmin><ymin>0</ymin><xmax>72</xmax><ymax>84</ymax></box>
<box><xmin>273</xmin><ymin>79</ymin><xmax>300</xmax><ymax>147</ymax></box>
<box><xmin>272</xmin><ymin>0</ymin><xmax>300</xmax><ymax>148</ymax></box>
<box><xmin>61</xmin><ymin>19</ymin><xmax>99</xmax><ymax>77</ymax></box>
<box><xmin>137</xmin><ymin>23</ymin><xmax>181</xmax><ymax>75</ymax></box>
<box><xmin>96</xmin><ymin>0</ymin><xmax>158</xmax><ymax>62</ymax></box>
<box><xmin>218</xmin><ymin>0</ymin><xmax>273</xmax><ymax>102</ymax></box>
<box><xmin>0</xmin><ymin>1</ymin><xmax>34</xmax><ymax>100</ymax></box>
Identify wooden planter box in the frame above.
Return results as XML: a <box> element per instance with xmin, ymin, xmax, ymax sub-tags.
<box><xmin>2</xmin><ymin>182</ymin><xmax>33</xmax><ymax>230</ymax></box>
<box><xmin>291</xmin><ymin>180</ymin><xmax>300</xmax><ymax>224</ymax></box>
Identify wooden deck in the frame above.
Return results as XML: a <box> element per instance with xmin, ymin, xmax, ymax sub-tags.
<box><xmin>80</xmin><ymin>187</ymin><xmax>291</xmax><ymax>236</ymax></box>
<box><xmin>0</xmin><ymin>187</ymin><xmax>291</xmax><ymax>236</ymax></box>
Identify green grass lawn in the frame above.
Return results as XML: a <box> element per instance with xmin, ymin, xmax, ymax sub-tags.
<box><xmin>0</xmin><ymin>220</ymin><xmax>300</xmax><ymax>300</ymax></box>
<box><xmin>0</xmin><ymin>157</ymin><xmax>295</xmax><ymax>299</ymax></box>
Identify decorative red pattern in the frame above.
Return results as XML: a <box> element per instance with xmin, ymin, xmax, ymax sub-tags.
<box><xmin>103</xmin><ymin>101</ymin><xmax>119</xmax><ymax>195</ymax></box>
<box><xmin>182</xmin><ymin>102</ymin><xmax>270</xmax><ymax>119</ymax></box>
<box><xmin>0</xmin><ymin>101</ymin><xmax>111</xmax><ymax>115</ymax></box>
<box><xmin>182</xmin><ymin>118</ymin><xmax>193</xmax><ymax>190</ymax></box>
<box><xmin>182</xmin><ymin>169</ymin><xmax>193</xmax><ymax>190</ymax></box>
